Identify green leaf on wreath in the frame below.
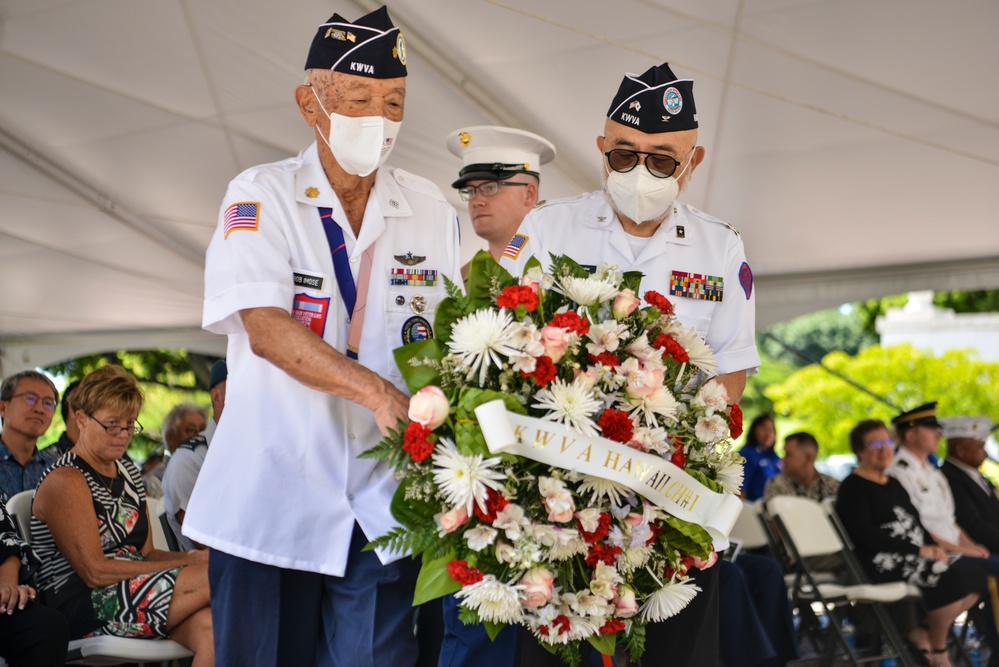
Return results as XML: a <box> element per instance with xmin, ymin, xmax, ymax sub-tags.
<box><xmin>660</xmin><ymin>515</ymin><xmax>713</xmax><ymax>559</ymax></box>
<box><xmin>686</xmin><ymin>468</ymin><xmax>724</xmax><ymax>494</ymax></box>
<box><xmin>434</xmin><ymin>293</ymin><xmax>468</xmax><ymax>346</ymax></box>
<box><xmin>586</xmin><ymin>632</ymin><xmax>617</xmax><ymax>657</ymax></box>
<box><xmin>466</xmin><ymin>250</ymin><xmax>516</xmax><ymax>309</ymax></box>
<box><xmin>390</xmin><ymin>477</ymin><xmax>437</xmax><ymax>530</ymax></box>
<box><xmin>621</xmin><ymin>270</ymin><xmax>644</xmax><ymax>295</ymax></box>
<box><xmin>458</xmin><ymin>605</ymin><xmax>480</xmax><ymax>626</ymax></box>
<box><xmin>454</xmin><ymin>387</ymin><xmax>528</xmax><ymax>457</ymax></box>
<box><xmin>483</xmin><ymin>621</ymin><xmax>505</xmax><ymax>641</ymax></box>
<box><xmin>523</xmin><ymin>254</ymin><xmax>542</xmax><ymax>276</ymax></box>
<box><xmin>394</xmin><ymin>339</ymin><xmax>445</xmax><ymax>393</ymax></box>
<box><xmin>549</xmin><ymin>253</ymin><xmax>590</xmax><ymax>279</ymax></box>
<box><xmin>413</xmin><ymin>552</ymin><xmax>462</xmax><ymax>606</ymax></box>
<box><xmin>624</xmin><ymin>622</ymin><xmax>647</xmax><ymax>662</ymax></box>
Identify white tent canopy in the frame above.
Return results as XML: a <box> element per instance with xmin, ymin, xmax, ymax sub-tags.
<box><xmin>2</xmin><ymin>0</ymin><xmax>998</xmax><ymax>374</ymax></box>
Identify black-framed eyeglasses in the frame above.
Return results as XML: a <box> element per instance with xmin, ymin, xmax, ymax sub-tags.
<box><xmin>603</xmin><ymin>147</ymin><xmax>694</xmax><ymax>179</ymax></box>
<box><xmin>10</xmin><ymin>392</ymin><xmax>58</xmax><ymax>411</ymax></box>
<box><xmin>458</xmin><ymin>181</ymin><xmax>529</xmax><ymax>202</ymax></box>
<box><xmin>87</xmin><ymin>413</ymin><xmax>143</xmax><ymax>437</ymax></box>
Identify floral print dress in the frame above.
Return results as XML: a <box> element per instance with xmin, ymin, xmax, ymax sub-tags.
<box><xmin>31</xmin><ymin>452</ymin><xmax>180</xmax><ymax>639</ymax></box>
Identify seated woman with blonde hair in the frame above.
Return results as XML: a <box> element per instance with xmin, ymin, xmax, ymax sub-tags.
<box><xmin>31</xmin><ymin>365</ymin><xmax>213</xmax><ymax>666</ymax></box>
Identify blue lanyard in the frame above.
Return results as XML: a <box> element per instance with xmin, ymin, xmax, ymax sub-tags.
<box><xmin>317</xmin><ymin>207</ymin><xmax>358</xmax><ymax>359</ymax></box>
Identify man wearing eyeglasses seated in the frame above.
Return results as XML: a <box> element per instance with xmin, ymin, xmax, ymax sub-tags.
<box><xmin>0</xmin><ymin>371</ymin><xmax>60</xmax><ymax>503</ymax></box>
<box><xmin>446</xmin><ymin>126</ymin><xmax>556</xmax><ymax>276</ymax></box>
<box><xmin>501</xmin><ymin>62</ymin><xmax>760</xmax><ymax>667</ymax></box>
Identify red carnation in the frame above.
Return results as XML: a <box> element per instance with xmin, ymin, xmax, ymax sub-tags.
<box><xmin>652</xmin><ymin>333</ymin><xmax>690</xmax><ymax>363</ymax></box>
<box><xmin>578</xmin><ymin>511</ymin><xmax>612</xmax><ymax>544</ymax></box>
<box><xmin>552</xmin><ymin>615</ymin><xmax>572</xmax><ymax>635</ymax></box>
<box><xmin>549</xmin><ymin>311</ymin><xmax>590</xmax><ymax>336</ymax></box>
<box><xmin>646</xmin><ymin>519</ymin><xmax>665</xmax><ymax>546</ymax></box>
<box><xmin>447</xmin><ymin>560</ymin><xmax>485</xmax><ymax>586</ymax></box>
<box><xmin>597</xmin><ymin>408</ymin><xmax>634</xmax><ymax>444</ymax></box>
<box><xmin>599</xmin><ymin>619</ymin><xmax>626</xmax><ymax>635</ymax></box>
<box><xmin>729</xmin><ymin>404</ymin><xmax>744</xmax><ymax>440</ymax></box>
<box><xmin>644</xmin><ymin>291</ymin><xmax>675</xmax><ymax>315</ymax></box>
<box><xmin>521</xmin><ymin>355</ymin><xmax>557</xmax><ymax>387</ymax></box>
<box><xmin>473</xmin><ymin>487</ymin><xmax>510</xmax><ymax>523</ymax></box>
<box><xmin>670</xmin><ymin>447</ymin><xmax>686</xmax><ymax>468</ymax></box>
<box><xmin>586</xmin><ymin>543</ymin><xmax>622</xmax><ymax>567</ymax></box>
<box><xmin>402</xmin><ymin>422</ymin><xmax>434</xmax><ymax>462</ymax></box>
<box><xmin>588</xmin><ymin>352</ymin><xmax>620</xmax><ymax>369</ymax></box>
<box><xmin>496</xmin><ymin>285</ymin><xmax>539</xmax><ymax>312</ymax></box>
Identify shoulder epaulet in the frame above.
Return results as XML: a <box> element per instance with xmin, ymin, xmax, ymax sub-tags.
<box><xmin>897</xmin><ymin>459</ymin><xmax>909</xmax><ymax>468</ymax></box>
<box><xmin>682</xmin><ymin>204</ymin><xmax>741</xmax><ymax>236</ymax></box>
<box><xmin>533</xmin><ymin>199</ymin><xmax>547</xmax><ymax>209</ymax></box>
<box><xmin>177</xmin><ymin>434</ymin><xmax>208</xmax><ymax>452</ymax></box>
<box><xmin>391</xmin><ymin>168</ymin><xmax>448</xmax><ymax>203</ymax></box>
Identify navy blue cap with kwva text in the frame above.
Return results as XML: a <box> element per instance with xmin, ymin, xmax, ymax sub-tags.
<box><xmin>606</xmin><ymin>63</ymin><xmax>697</xmax><ymax>133</ymax></box>
<box><xmin>304</xmin><ymin>5</ymin><xmax>407</xmax><ymax>79</ymax></box>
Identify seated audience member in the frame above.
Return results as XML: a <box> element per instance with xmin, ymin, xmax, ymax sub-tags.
<box><xmin>143</xmin><ymin>402</ymin><xmax>207</xmax><ymax>499</ymax></box>
<box><xmin>48</xmin><ymin>379</ymin><xmax>81</xmax><ymax>458</ymax></box>
<box><xmin>740</xmin><ymin>413</ymin><xmax>780</xmax><ymax>501</ymax></box>
<box><xmin>837</xmin><ymin>418</ymin><xmax>986</xmax><ymax>667</ymax></box>
<box><xmin>164</xmin><ymin>360</ymin><xmax>227</xmax><ymax>550</ymax></box>
<box><xmin>940</xmin><ymin>416</ymin><xmax>999</xmax><ymax>554</ymax></box>
<box><xmin>0</xmin><ymin>498</ymin><xmax>68</xmax><ymax>666</ymax></box>
<box><xmin>0</xmin><ymin>371</ymin><xmax>61</xmax><ymax>503</ymax></box>
<box><xmin>719</xmin><ymin>553</ymin><xmax>798</xmax><ymax>667</ymax></box>
<box><xmin>30</xmin><ymin>365</ymin><xmax>213</xmax><ymax>665</ymax></box>
<box><xmin>763</xmin><ymin>431</ymin><xmax>840</xmax><ymax>503</ymax></box>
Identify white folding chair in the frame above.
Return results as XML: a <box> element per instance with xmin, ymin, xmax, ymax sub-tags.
<box><xmin>729</xmin><ymin>499</ymin><xmax>770</xmax><ymax>551</ymax></box>
<box><xmin>767</xmin><ymin>494</ymin><xmax>915</xmax><ymax>666</ymax></box>
<box><xmin>145</xmin><ymin>496</ymin><xmax>171</xmax><ymax>552</ymax></box>
<box><xmin>6</xmin><ymin>489</ymin><xmax>34</xmax><ymax>543</ymax></box>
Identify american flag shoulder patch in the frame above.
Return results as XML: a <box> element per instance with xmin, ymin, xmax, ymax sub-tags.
<box><xmin>669</xmin><ymin>270</ymin><xmax>724</xmax><ymax>302</ymax></box>
<box><xmin>503</xmin><ymin>234</ymin><xmax>529</xmax><ymax>260</ymax></box>
<box><xmin>223</xmin><ymin>202</ymin><xmax>261</xmax><ymax>239</ymax></box>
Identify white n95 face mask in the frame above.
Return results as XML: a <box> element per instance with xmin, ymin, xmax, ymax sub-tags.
<box><xmin>311</xmin><ymin>87</ymin><xmax>401</xmax><ymax>177</ymax></box>
<box><xmin>604</xmin><ymin>155</ymin><xmax>692</xmax><ymax>224</ymax></box>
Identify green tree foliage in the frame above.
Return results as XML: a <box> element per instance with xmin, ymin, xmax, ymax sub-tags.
<box><xmin>765</xmin><ymin>344</ymin><xmax>999</xmax><ymax>456</ymax></box>
<box><xmin>759</xmin><ymin>306</ymin><xmax>878</xmax><ymax>368</ymax></box>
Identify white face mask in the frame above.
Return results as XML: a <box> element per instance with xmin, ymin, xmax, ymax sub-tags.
<box><xmin>311</xmin><ymin>87</ymin><xmax>401</xmax><ymax>177</ymax></box>
<box><xmin>604</xmin><ymin>153</ymin><xmax>692</xmax><ymax>225</ymax></box>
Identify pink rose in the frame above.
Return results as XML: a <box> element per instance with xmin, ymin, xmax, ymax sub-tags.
<box><xmin>544</xmin><ymin>494</ymin><xmax>575</xmax><ymax>523</ymax></box>
<box><xmin>521</xmin><ymin>567</ymin><xmax>555</xmax><ymax>608</ymax></box>
<box><xmin>408</xmin><ymin>386</ymin><xmax>449</xmax><ymax>430</ymax></box>
<box><xmin>625</xmin><ymin>364</ymin><xmax>665</xmax><ymax>401</ymax></box>
<box><xmin>612</xmin><ymin>289</ymin><xmax>640</xmax><ymax>319</ymax></box>
<box><xmin>438</xmin><ymin>507</ymin><xmax>469</xmax><ymax>533</ymax></box>
<box><xmin>539</xmin><ymin>326</ymin><xmax>571</xmax><ymax>363</ymax></box>
<box><xmin>693</xmin><ymin>550</ymin><xmax>718</xmax><ymax>570</ymax></box>
<box><xmin>613</xmin><ymin>587</ymin><xmax>638</xmax><ymax>618</ymax></box>
<box><xmin>520</xmin><ymin>274</ymin><xmax>541</xmax><ymax>295</ymax></box>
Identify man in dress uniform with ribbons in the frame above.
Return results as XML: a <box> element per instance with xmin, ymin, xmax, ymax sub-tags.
<box><xmin>502</xmin><ymin>62</ymin><xmax>761</xmax><ymax>666</ymax></box>
<box><xmin>184</xmin><ymin>7</ymin><xmax>462</xmax><ymax>666</ymax></box>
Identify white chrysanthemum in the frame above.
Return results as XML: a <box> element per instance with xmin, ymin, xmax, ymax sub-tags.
<box><xmin>464</xmin><ymin>525</ymin><xmax>499</xmax><ymax>551</ymax></box>
<box><xmin>639</xmin><ymin>579</ymin><xmax>702</xmax><ymax>622</ymax></box>
<box><xmin>617</xmin><ymin>545</ymin><xmax>654</xmax><ymax>574</ymax></box>
<box><xmin>576</xmin><ymin>474</ymin><xmax>631</xmax><ymax>506</ymax></box>
<box><xmin>533</xmin><ymin>378</ymin><xmax>603</xmax><ymax>436</ymax></box>
<box><xmin>716</xmin><ymin>461</ymin><xmax>745</xmax><ymax>495</ymax></box>
<box><xmin>695</xmin><ymin>414</ymin><xmax>729</xmax><ymax>444</ymax></box>
<box><xmin>455</xmin><ymin>575</ymin><xmax>525</xmax><ymax>624</ymax></box>
<box><xmin>585</xmin><ymin>320</ymin><xmax>629</xmax><ymax>355</ymax></box>
<box><xmin>628</xmin><ymin>386</ymin><xmax>680</xmax><ymax>427</ymax></box>
<box><xmin>672</xmin><ymin>327</ymin><xmax>717</xmax><ymax>374</ymax></box>
<box><xmin>556</xmin><ymin>275</ymin><xmax>620</xmax><ymax>307</ymax></box>
<box><xmin>432</xmin><ymin>444</ymin><xmax>506</xmax><ymax>514</ymax></box>
<box><xmin>447</xmin><ymin>309</ymin><xmax>521</xmax><ymax>384</ymax></box>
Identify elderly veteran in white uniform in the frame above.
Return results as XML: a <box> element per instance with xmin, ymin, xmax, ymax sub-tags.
<box><xmin>502</xmin><ymin>62</ymin><xmax>760</xmax><ymax>667</ymax></box>
<box><xmin>183</xmin><ymin>7</ymin><xmax>461</xmax><ymax>667</ymax></box>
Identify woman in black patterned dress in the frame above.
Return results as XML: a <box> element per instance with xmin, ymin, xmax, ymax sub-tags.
<box><xmin>31</xmin><ymin>365</ymin><xmax>213</xmax><ymax>666</ymax></box>
<box><xmin>836</xmin><ymin>419</ymin><xmax>984</xmax><ymax>667</ymax></box>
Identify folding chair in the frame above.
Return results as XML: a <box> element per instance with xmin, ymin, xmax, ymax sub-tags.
<box><xmin>6</xmin><ymin>489</ymin><xmax>34</xmax><ymax>543</ymax></box>
<box><xmin>729</xmin><ymin>500</ymin><xmax>770</xmax><ymax>552</ymax></box>
<box><xmin>767</xmin><ymin>494</ymin><xmax>915</xmax><ymax>666</ymax></box>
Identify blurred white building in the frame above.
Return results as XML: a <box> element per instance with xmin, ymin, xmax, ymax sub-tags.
<box><xmin>876</xmin><ymin>291</ymin><xmax>999</xmax><ymax>362</ymax></box>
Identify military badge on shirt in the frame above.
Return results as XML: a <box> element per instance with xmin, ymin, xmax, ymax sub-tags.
<box><xmin>402</xmin><ymin>316</ymin><xmax>433</xmax><ymax>344</ymax></box>
<box><xmin>739</xmin><ymin>262</ymin><xmax>753</xmax><ymax>299</ymax></box>
<box><xmin>223</xmin><ymin>202</ymin><xmax>260</xmax><ymax>239</ymax></box>
<box><xmin>292</xmin><ymin>293</ymin><xmax>330</xmax><ymax>337</ymax></box>
<box><xmin>669</xmin><ymin>271</ymin><xmax>724</xmax><ymax>302</ymax></box>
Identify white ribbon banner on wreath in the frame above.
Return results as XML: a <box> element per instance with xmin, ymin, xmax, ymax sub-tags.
<box><xmin>474</xmin><ymin>400</ymin><xmax>743</xmax><ymax>549</ymax></box>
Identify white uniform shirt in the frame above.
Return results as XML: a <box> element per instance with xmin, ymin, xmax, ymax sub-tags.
<box><xmin>502</xmin><ymin>192</ymin><xmax>760</xmax><ymax>376</ymax></box>
<box><xmin>887</xmin><ymin>446</ymin><xmax>960</xmax><ymax>544</ymax></box>
<box><xmin>162</xmin><ymin>434</ymin><xmax>208</xmax><ymax>551</ymax></box>
<box><xmin>184</xmin><ymin>144</ymin><xmax>461</xmax><ymax>575</ymax></box>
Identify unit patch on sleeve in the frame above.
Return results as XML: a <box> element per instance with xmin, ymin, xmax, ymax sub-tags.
<box><xmin>669</xmin><ymin>271</ymin><xmax>724</xmax><ymax>302</ymax></box>
<box><xmin>503</xmin><ymin>234</ymin><xmax>528</xmax><ymax>260</ymax></box>
<box><xmin>292</xmin><ymin>293</ymin><xmax>330</xmax><ymax>337</ymax></box>
<box><xmin>223</xmin><ymin>202</ymin><xmax>260</xmax><ymax>239</ymax></box>
<box><xmin>739</xmin><ymin>262</ymin><xmax>754</xmax><ymax>299</ymax></box>
<box><xmin>390</xmin><ymin>268</ymin><xmax>437</xmax><ymax>286</ymax></box>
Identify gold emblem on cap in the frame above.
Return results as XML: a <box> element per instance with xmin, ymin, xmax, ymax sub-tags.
<box><xmin>305</xmin><ymin>187</ymin><xmax>319</xmax><ymax>198</ymax></box>
<box><xmin>459</xmin><ymin>131</ymin><xmax>471</xmax><ymax>147</ymax></box>
<box><xmin>326</xmin><ymin>28</ymin><xmax>346</xmax><ymax>41</ymax></box>
<box><xmin>393</xmin><ymin>33</ymin><xmax>407</xmax><ymax>66</ymax></box>
<box><xmin>411</xmin><ymin>295</ymin><xmax>427</xmax><ymax>314</ymax></box>
<box><xmin>662</xmin><ymin>116</ymin><xmax>670</xmax><ymax>122</ymax></box>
